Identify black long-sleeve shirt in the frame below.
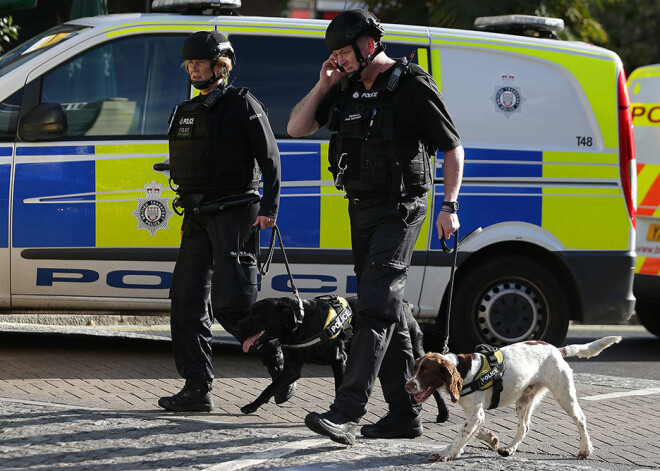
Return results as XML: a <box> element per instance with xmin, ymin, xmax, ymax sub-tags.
<box><xmin>238</xmin><ymin>90</ymin><xmax>281</xmax><ymax>218</ymax></box>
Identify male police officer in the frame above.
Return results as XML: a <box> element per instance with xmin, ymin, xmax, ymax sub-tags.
<box><xmin>159</xmin><ymin>30</ymin><xmax>294</xmax><ymax>412</ymax></box>
<box><xmin>287</xmin><ymin>10</ymin><xmax>464</xmax><ymax>444</ymax></box>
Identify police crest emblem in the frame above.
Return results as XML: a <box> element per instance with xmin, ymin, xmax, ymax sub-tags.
<box><xmin>492</xmin><ymin>73</ymin><xmax>525</xmax><ymax>118</ymax></box>
<box><xmin>132</xmin><ymin>181</ymin><xmax>173</xmax><ymax>237</ymax></box>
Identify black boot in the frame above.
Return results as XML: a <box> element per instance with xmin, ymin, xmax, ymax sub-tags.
<box><xmin>305</xmin><ymin>409</ymin><xmax>359</xmax><ymax>445</ymax></box>
<box><xmin>158</xmin><ymin>384</ymin><xmax>213</xmax><ymax>412</ymax></box>
<box><xmin>361</xmin><ymin>412</ymin><xmax>423</xmax><ymax>438</ymax></box>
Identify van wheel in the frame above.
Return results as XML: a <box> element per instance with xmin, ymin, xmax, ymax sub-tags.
<box><xmin>635</xmin><ymin>301</ymin><xmax>660</xmax><ymax>337</ymax></box>
<box><xmin>447</xmin><ymin>255</ymin><xmax>569</xmax><ymax>352</ymax></box>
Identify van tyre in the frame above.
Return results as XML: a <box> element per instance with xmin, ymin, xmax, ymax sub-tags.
<box><xmin>635</xmin><ymin>301</ymin><xmax>660</xmax><ymax>337</ymax></box>
<box><xmin>447</xmin><ymin>254</ymin><xmax>569</xmax><ymax>352</ymax></box>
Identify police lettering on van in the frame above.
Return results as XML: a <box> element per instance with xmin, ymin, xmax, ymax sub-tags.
<box><xmin>628</xmin><ymin>64</ymin><xmax>660</xmax><ymax>337</ymax></box>
<box><xmin>0</xmin><ymin>0</ymin><xmax>636</xmax><ymax>351</ymax></box>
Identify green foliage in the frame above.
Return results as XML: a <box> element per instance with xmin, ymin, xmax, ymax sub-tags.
<box><xmin>0</xmin><ymin>15</ymin><xmax>19</xmax><ymax>52</ymax></box>
<box><xmin>594</xmin><ymin>0</ymin><xmax>660</xmax><ymax>74</ymax></box>
<box><xmin>364</xmin><ymin>0</ymin><xmax>659</xmax><ymax>74</ymax></box>
<box><xmin>364</xmin><ymin>0</ymin><xmax>618</xmax><ymax>43</ymax></box>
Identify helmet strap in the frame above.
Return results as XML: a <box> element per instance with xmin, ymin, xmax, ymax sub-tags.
<box><xmin>347</xmin><ymin>40</ymin><xmax>385</xmax><ymax>81</ymax></box>
<box><xmin>189</xmin><ymin>61</ymin><xmax>227</xmax><ymax>90</ymax></box>
<box><xmin>190</xmin><ymin>71</ymin><xmax>217</xmax><ymax>90</ymax></box>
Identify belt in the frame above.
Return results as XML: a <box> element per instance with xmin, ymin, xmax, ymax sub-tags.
<box><xmin>348</xmin><ymin>190</ymin><xmax>426</xmax><ymax>209</ymax></box>
<box><xmin>193</xmin><ymin>193</ymin><xmax>260</xmax><ymax>214</ymax></box>
<box><xmin>173</xmin><ymin>191</ymin><xmax>260</xmax><ymax>215</ymax></box>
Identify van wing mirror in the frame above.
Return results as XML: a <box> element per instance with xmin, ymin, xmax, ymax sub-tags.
<box><xmin>19</xmin><ymin>103</ymin><xmax>68</xmax><ymax>141</ymax></box>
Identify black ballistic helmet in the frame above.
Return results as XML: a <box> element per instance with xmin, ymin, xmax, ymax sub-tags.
<box><xmin>325</xmin><ymin>9</ymin><xmax>385</xmax><ymax>80</ymax></box>
<box><xmin>182</xmin><ymin>30</ymin><xmax>235</xmax><ymax>90</ymax></box>
<box><xmin>182</xmin><ymin>30</ymin><xmax>236</xmax><ymax>66</ymax></box>
<box><xmin>325</xmin><ymin>9</ymin><xmax>384</xmax><ymax>52</ymax></box>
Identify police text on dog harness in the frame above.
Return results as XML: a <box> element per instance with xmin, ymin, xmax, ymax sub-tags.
<box><xmin>460</xmin><ymin>345</ymin><xmax>505</xmax><ymax>409</ymax></box>
<box><xmin>281</xmin><ymin>295</ymin><xmax>353</xmax><ymax>349</ymax></box>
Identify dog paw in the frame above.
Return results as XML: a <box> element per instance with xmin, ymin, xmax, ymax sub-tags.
<box><xmin>577</xmin><ymin>441</ymin><xmax>593</xmax><ymax>459</ymax></box>
<box><xmin>429</xmin><ymin>449</ymin><xmax>454</xmax><ymax>462</ymax></box>
<box><xmin>497</xmin><ymin>447</ymin><xmax>514</xmax><ymax>457</ymax></box>
<box><xmin>436</xmin><ymin>411</ymin><xmax>449</xmax><ymax>423</ymax></box>
<box><xmin>240</xmin><ymin>403</ymin><xmax>258</xmax><ymax>414</ymax></box>
<box><xmin>429</xmin><ymin>453</ymin><xmax>450</xmax><ymax>462</ymax></box>
<box><xmin>577</xmin><ymin>448</ymin><xmax>592</xmax><ymax>459</ymax></box>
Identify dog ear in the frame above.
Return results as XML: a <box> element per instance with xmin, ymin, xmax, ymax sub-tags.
<box><xmin>276</xmin><ymin>300</ymin><xmax>305</xmax><ymax>329</ymax></box>
<box><xmin>276</xmin><ymin>303</ymin><xmax>291</xmax><ymax>312</ymax></box>
<box><xmin>276</xmin><ymin>302</ymin><xmax>293</xmax><ymax>314</ymax></box>
<box><xmin>440</xmin><ymin>359</ymin><xmax>462</xmax><ymax>403</ymax></box>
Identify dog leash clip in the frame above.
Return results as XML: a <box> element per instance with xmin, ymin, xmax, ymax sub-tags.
<box><xmin>293</xmin><ymin>289</ymin><xmax>305</xmax><ymax>325</ymax></box>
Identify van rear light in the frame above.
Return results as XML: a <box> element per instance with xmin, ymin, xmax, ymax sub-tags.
<box><xmin>617</xmin><ymin>69</ymin><xmax>636</xmax><ymax>228</ymax></box>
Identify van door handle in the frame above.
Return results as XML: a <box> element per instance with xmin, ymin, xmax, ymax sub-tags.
<box><xmin>153</xmin><ymin>161</ymin><xmax>169</xmax><ymax>172</ymax></box>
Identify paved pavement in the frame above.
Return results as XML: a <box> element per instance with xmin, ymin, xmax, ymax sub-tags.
<box><xmin>0</xmin><ymin>321</ymin><xmax>659</xmax><ymax>470</ymax></box>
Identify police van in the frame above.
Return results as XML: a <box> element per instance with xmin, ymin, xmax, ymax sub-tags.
<box><xmin>0</xmin><ymin>0</ymin><xmax>636</xmax><ymax>351</ymax></box>
<box><xmin>629</xmin><ymin>64</ymin><xmax>660</xmax><ymax>336</ymax></box>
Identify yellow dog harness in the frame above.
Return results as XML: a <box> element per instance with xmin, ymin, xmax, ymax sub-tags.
<box><xmin>281</xmin><ymin>295</ymin><xmax>353</xmax><ymax>349</ymax></box>
<box><xmin>460</xmin><ymin>346</ymin><xmax>505</xmax><ymax>409</ymax></box>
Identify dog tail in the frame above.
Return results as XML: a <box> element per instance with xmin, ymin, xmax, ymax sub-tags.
<box><xmin>559</xmin><ymin>336</ymin><xmax>622</xmax><ymax>359</ymax></box>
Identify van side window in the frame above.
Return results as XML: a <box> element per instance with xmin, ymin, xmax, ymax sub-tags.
<box><xmin>229</xmin><ymin>36</ymin><xmax>427</xmax><ymax>139</ymax></box>
<box><xmin>40</xmin><ymin>34</ymin><xmax>188</xmax><ymax>138</ymax></box>
<box><xmin>229</xmin><ymin>35</ymin><xmax>333</xmax><ymax>140</ymax></box>
<box><xmin>0</xmin><ymin>89</ymin><xmax>22</xmax><ymax>141</ymax></box>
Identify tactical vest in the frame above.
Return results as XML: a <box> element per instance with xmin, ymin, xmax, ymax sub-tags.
<box><xmin>326</xmin><ymin>59</ymin><xmax>433</xmax><ymax>198</ymax></box>
<box><xmin>168</xmin><ymin>86</ymin><xmax>261</xmax><ymax>192</ymax></box>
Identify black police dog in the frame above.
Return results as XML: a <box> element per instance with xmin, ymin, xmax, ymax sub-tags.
<box><xmin>234</xmin><ymin>296</ymin><xmax>448</xmax><ymax>422</ymax></box>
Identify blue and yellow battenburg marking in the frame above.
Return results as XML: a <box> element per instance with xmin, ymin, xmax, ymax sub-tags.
<box><xmin>10</xmin><ymin>139</ymin><xmax>629</xmax><ymax>252</ymax></box>
<box><xmin>12</xmin><ymin>143</ymin><xmax>178</xmax><ymax>248</ymax></box>
<box><xmin>0</xmin><ymin>146</ymin><xmax>12</xmax><ymax>249</ymax></box>
<box><xmin>433</xmin><ymin>147</ymin><xmax>629</xmax><ymax>251</ymax></box>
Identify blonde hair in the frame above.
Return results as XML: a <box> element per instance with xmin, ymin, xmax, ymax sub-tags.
<box><xmin>182</xmin><ymin>56</ymin><xmax>233</xmax><ymax>78</ymax></box>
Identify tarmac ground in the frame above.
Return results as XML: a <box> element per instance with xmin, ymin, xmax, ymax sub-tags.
<box><xmin>0</xmin><ymin>320</ymin><xmax>659</xmax><ymax>471</ymax></box>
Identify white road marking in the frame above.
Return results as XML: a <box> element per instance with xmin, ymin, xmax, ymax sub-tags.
<box><xmin>203</xmin><ymin>438</ymin><xmax>327</xmax><ymax>471</ymax></box>
<box><xmin>581</xmin><ymin>388</ymin><xmax>660</xmax><ymax>401</ymax></box>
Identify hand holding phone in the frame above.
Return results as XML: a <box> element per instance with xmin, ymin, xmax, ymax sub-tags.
<box><xmin>320</xmin><ymin>54</ymin><xmax>346</xmax><ymax>86</ymax></box>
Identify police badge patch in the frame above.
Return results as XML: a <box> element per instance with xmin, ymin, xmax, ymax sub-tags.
<box><xmin>132</xmin><ymin>181</ymin><xmax>174</xmax><ymax>237</ymax></box>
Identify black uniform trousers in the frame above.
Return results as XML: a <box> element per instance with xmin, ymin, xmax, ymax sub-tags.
<box><xmin>330</xmin><ymin>194</ymin><xmax>427</xmax><ymax>421</ymax></box>
<box><xmin>169</xmin><ymin>201</ymin><xmax>281</xmax><ymax>391</ymax></box>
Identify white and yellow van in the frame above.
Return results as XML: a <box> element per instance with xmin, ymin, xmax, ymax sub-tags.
<box><xmin>0</xmin><ymin>1</ymin><xmax>637</xmax><ymax>351</ymax></box>
<box><xmin>629</xmin><ymin>64</ymin><xmax>660</xmax><ymax>336</ymax></box>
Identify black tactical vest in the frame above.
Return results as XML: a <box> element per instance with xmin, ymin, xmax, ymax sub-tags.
<box><xmin>168</xmin><ymin>86</ymin><xmax>261</xmax><ymax>192</ymax></box>
<box><xmin>326</xmin><ymin>59</ymin><xmax>432</xmax><ymax>198</ymax></box>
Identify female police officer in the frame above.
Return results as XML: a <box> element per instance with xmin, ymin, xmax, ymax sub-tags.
<box><xmin>158</xmin><ymin>30</ymin><xmax>294</xmax><ymax>411</ymax></box>
<box><xmin>288</xmin><ymin>10</ymin><xmax>464</xmax><ymax>444</ymax></box>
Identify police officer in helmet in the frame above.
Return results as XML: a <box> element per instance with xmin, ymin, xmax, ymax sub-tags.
<box><xmin>288</xmin><ymin>10</ymin><xmax>464</xmax><ymax>444</ymax></box>
<box><xmin>158</xmin><ymin>30</ymin><xmax>294</xmax><ymax>411</ymax></box>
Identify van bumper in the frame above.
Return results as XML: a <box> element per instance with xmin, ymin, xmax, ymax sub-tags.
<box><xmin>561</xmin><ymin>251</ymin><xmax>636</xmax><ymax>324</ymax></box>
<box><xmin>633</xmin><ymin>274</ymin><xmax>660</xmax><ymax>304</ymax></box>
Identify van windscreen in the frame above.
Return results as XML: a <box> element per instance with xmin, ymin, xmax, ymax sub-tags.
<box><xmin>0</xmin><ymin>24</ymin><xmax>88</xmax><ymax>78</ymax></box>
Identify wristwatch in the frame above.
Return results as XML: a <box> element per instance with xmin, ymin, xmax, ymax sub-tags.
<box><xmin>441</xmin><ymin>201</ymin><xmax>459</xmax><ymax>212</ymax></box>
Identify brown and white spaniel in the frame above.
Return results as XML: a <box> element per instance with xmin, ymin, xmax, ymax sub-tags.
<box><xmin>405</xmin><ymin>336</ymin><xmax>621</xmax><ymax>461</ymax></box>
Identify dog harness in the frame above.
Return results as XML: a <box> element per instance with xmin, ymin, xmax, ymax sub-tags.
<box><xmin>459</xmin><ymin>344</ymin><xmax>505</xmax><ymax>409</ymax></box>
<box><xmin>281</xmin><ymin>295</ymin><xmax>353</xmax><ymax>349</ymax></box>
